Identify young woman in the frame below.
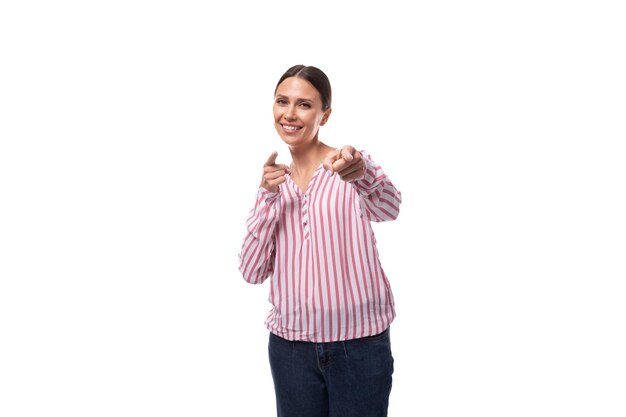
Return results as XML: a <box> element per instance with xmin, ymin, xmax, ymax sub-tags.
<box><xmin>238</xmin><ymin>65</ymin><xmax>402</xmax><ymax>417</ymax></box>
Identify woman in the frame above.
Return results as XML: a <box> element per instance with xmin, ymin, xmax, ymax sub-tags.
<box><xmin>238</xmin><ymin>65</ymin><xmax>402</xmax><ymax>417</ymax></box>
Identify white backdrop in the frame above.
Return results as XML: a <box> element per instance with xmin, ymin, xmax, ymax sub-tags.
<box><xmin>1</xmin><ymin>1</ymin><xmax>625</xmax><ymax>416</ymax></box>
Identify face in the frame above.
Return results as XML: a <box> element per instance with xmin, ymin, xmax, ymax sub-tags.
<box><xmin>273</xmin><ymin>77</ymin><xmax>331</xmax><ymax>148</ymax></box>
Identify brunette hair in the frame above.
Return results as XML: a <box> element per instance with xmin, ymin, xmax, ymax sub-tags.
<box><xmin>274</xmin><ymin>65</ymin><xmax>332</xmax><ymax>111</ymax></box>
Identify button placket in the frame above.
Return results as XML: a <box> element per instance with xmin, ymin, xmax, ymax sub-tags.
<box><xmin>302</xmin><ymin>193</ymin><xmax>310</xmax><ymax>236</ymax></box>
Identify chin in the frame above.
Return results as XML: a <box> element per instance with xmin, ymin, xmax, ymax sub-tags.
<box><xmin>276</xmin><ymin>132</ymin><xmax>302</xmax><ymax>145</ymax></box>
<box><xmin>280</xmin><ymin>137</ymin><xmax>303</xmax><ymax>147</ymax></box>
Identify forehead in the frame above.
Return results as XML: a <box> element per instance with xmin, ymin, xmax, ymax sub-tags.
<box><xmin>275</xmin><ymin>77</ymin><xmax>321</xmax><ymax>100</ymax></box>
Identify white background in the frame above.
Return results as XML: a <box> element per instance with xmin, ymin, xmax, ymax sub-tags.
<box><xmin>1</xmin><ymin>1</ymin><xmax>625</xmax><ymax>416</ymax></box>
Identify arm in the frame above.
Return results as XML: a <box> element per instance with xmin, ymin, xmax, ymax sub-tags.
<box><xmin>323</xmin><ymin>147</ymin><xmax>402</xmax><ymax>223</ymax></box>
<box><xmin>238</xmin><ymin>151</ymin><xmax>290</xmax><ymax>284</ymax></box>
<box><xmin>238</xmin><ymin>188</ymin><xmax>281</xmax><ymax>284</ymax></box>
<box><xmin>351</xmin><ymin>152</ymin><xmax>402</xmax><ymax>222</ymax></box>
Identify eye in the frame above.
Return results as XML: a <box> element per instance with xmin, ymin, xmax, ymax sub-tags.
<box><xmin>275</xmin><ymin>98</ymin><xmax>288</xmax><ymax>105</ymax></box>
<box><xmin>299</xmin><ymin>102</ymin><xmax>311</xmax><ymax>109</ymax></box>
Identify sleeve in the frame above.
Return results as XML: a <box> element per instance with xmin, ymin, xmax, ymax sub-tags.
<box><xmin>350</xmin><ymin>151</ymin><xmax>402</xmax><ymax>222</ymax></box>
<box><xmin>238</xmin><ymin>188</ymin><xmax>281</xmax><ymax>284</ymax></box>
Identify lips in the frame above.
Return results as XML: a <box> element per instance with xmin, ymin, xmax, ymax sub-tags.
<box><xmin>281</xmin><ymin>124</ymin><xmax>302</xmax><ymax>131</ymax></box>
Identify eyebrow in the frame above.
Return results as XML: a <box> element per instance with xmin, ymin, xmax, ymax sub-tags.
<box><xmin>275</xmin><ymin>94</ymin><xmax>314</xmax><ymax>103</ymax></box>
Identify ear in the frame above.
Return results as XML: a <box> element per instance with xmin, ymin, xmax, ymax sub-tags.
<box><xmin>320</xmin><ymin>107</ymin><xmax>332</xmax><ymax>126</ymax></box>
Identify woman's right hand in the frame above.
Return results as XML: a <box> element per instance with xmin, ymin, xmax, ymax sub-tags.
<box><xmin>261</xmin><ymin>152</ymin><xmax>291</xmax><ymax>193</ymax></box>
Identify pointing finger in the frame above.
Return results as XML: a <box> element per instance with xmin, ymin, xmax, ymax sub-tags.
<box><xmin>323</xmin><ymin>149</ymin><xmax>341</xmax><ymax>172</ymax></box>
<box><xmin>340</xmin><ymin>146</ymin><xmax>355</xmax><ymax>162</ymax></box>
<box><xmin>264</xmin><ymin>151</ymin><xmax>278</xmax><ymax>166</ymax></box>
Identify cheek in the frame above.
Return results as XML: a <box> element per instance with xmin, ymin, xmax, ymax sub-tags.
<box><xmin>301</xmin><ymin>113</ymin><xmax>320</xmax><ymax>127</ymax></box>
<box><xmin>313</xmin><ymin>114</ymin><xmax>325</xmax><ymax>127</ymax></box>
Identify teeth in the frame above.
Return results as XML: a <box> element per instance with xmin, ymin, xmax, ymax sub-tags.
<box><xmin>283</xmin><ymin>125</ymin><xmax>300</xmax><ymax>131</ymax></box>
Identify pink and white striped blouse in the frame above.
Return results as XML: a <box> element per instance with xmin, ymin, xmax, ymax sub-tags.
<box><xmin>238</xmin><ymin>151</ymin><xmax>402</xmax><ymax>342</ymax></box>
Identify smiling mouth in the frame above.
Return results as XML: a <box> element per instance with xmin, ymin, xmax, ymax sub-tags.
<box><xmin>282</xmin><ymin>124</ymin><xmax>302</xmax><ymax>131</ymax></box>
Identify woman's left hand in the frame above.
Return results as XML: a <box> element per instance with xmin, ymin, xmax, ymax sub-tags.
<box><xmin>322</xmin><ymin>146</ymin><xmax>365</xmax><ymax>182</ymax></box>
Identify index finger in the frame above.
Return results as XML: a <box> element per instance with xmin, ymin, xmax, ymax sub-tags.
<box><xmin>322</xmin><ymin>148</ymin><xmax>341</xmax><ymax>172</ymax></box>
<box><xmin>340</xmin><ymin>146</ymin><xmax>356</xmax><ymax>162</ymax></box>
<box><xmin>264</xmin><ymin>151</ymin><xmax>278</xmax><ymax>166</ymax></box>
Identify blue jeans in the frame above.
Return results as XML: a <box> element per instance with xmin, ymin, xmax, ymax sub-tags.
<box><xmin>268</xmin><ymin>329</ymin><xmax>394</xmax><ymax>417</ymax></box>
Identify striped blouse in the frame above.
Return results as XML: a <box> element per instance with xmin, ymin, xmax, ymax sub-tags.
<box><xmin>238</xmin><ymin>151</ymin><xmax>402</xmax><ymax>342</ymax></box>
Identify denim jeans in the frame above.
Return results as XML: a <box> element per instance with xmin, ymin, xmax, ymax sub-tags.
<box><xmin>268</xmin><ymin>329</ymin><xmax>394</xmax><ymax>417</ymax></box>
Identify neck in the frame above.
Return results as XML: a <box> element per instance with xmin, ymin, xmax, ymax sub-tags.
<box><xmin>289</xmin><ymin>140</ymin><xmax>332</xmax><ymax>174</ymax></box>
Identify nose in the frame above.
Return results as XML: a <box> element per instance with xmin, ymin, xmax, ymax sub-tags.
<box><xmin>284</xmin><ymin>105</ymin><xmax>296</xmax><ymax>121</ymax></box>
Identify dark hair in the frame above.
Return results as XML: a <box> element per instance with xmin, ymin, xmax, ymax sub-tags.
<box><xmin>274</xmin><ymin>65</ymin><xmax>332</xmax><ymax>111</ymax></box>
